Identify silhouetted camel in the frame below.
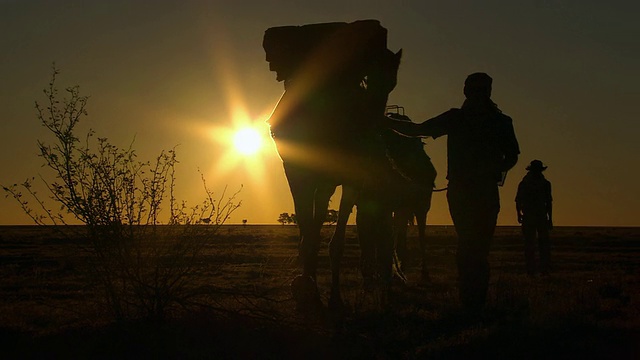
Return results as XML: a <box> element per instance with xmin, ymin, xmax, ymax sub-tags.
<box><xmin>384</xmin><ymin>109</ymin><xmax>437</xmax><ymax>281</ymax></box>
<box><xmin>328</xmin><ymin>108</ymin><xmax>436</xmax><ymax>309</ymax></box>
<box><xmin>264</xmin><ymin>20</ymin><xmax>403</xmax><ymax>314</ymax></box>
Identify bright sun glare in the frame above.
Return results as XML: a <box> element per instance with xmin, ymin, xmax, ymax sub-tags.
<box><xmin>233</xmin><ymin>127</ymin><xmax>263</xmax><ymax>156</ymax></box>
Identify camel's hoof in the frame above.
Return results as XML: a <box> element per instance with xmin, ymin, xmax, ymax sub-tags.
<box><xmin>291</xmin><ymin>275</ymin><xmax>323</xmax><ymax>315</ymax></box>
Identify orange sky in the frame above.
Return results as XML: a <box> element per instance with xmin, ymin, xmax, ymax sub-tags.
<box><xmin>1</xmin><ymin>1</ymin><xmax>638</xmax><ymax>226</ymax></box>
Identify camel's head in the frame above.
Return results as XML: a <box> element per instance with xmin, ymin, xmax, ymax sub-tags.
<box><xmin>366</xmin><ymin>48</ymin><xmax>403</xmax><ymax>97</ymax></box>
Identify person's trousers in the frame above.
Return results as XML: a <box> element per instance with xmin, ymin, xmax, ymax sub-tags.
<box><xmin>447</xmin><ymin>182</ymin><xmax>499</xmax><ymax>313</ymax></box>
<box><xmin>522</xmin><ymin>217</ymin><xmax>551</xmax><ymax>275</ymax></box>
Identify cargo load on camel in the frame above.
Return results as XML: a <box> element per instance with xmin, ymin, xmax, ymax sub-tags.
<box><xmin>263</xmin><ymin>19</ymin><xmax>388</xmax><ymax>85</ymax></box>
<box><xmin>262</xmin><ymin>19</ymin><xmax>394</xmax><ymax>154</ymax></box>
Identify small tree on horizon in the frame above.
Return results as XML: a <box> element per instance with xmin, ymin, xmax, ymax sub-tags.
<box><xmin>277</xmin><ymin>212</ymin><xmax>291</xmax><ymax>225</ymax></box>
<box><xmin>2</xmin><ymin>66</ymin><xmax>242</xmax><ymax>322</ymax></box>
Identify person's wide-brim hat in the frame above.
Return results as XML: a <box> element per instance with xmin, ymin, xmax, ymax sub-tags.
<box><xmin>526</xmin><ymin>159</ymin><xmax>547</xmax><ymax>171</ymax></box>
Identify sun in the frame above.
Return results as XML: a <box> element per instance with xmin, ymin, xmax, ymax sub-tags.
<box><xmin>233</xmin><ymin>127</ymin><xmax>263</xmax><ymax>156</ymax></box>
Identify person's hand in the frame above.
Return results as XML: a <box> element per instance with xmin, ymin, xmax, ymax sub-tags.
<box><xmin>382</xmin><ymin>114</ymin><xmax>396</xmax><ymax>127</ymax></box>
<box><xmin>517</xmin><ymin>214</ymin><xmax>523</xmax><ymax>224</ymax></box>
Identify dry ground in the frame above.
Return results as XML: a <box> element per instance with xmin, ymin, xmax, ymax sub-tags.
<box><xmin>0</xmin><ymin>225</ymin><xmax>639</xmax><ymax>359</ymax></box>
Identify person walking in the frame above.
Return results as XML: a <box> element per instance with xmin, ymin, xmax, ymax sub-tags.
<box><xmin>384</xmin><ymin>72</ymin><xmax>520</xmax><ymax>314</ymax></box>
<box><xmin>515</xmin><ymin>159</ymin><xmax>553</xmax><ymax>276</ymax></box>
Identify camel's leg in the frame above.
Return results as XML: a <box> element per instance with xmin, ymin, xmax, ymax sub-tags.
<box><xmin>294</xmin><ymin>181</ymin><xmax>334</xmax><ymax>278</ymax></box>
<box><xmin>415</xmin><ymin>209</ymin><xmax>430</xmax><ymax>284</ymax></box>
<box><xmin>356</xmin><ymin>204</ymin><xmax>376</xmax><ymax>289</ymax></box>
<box><xmin>393</xmin><ymin>208</ymin><xmax>412</xmax><ymax>278</ymax></box>
<box><xmin>294</xmin><ymin>190</ymin><xmax>321</xmax><ymax>279</ymax></box>
<box><xmin>284</xmin><ymin>165</ymin><xmax>322</xmax><ymax>280</ymax></box>
<box><xmin>312</xmin><ymin>183</ymin><xmax>335</xmax><ymax>237</ymax></box>
<box><xmin>357</xmin><ymin>193</ymin><xmax>393</xmax><ymax>290</ymax></box>
<box><xmin>289</xmin><ymin>184</ymin><xmax>336</xmax><ymax>317</ymax></box>
<box><xmin>289</xmin><ymin>208</ymin><xmax>322</xmax><ymax>315</ymax></box>
<box><xmin>417</xmin><ymin>190</ymin><xmax>434</xmax><ymax>284</ymax></box>
<box><xmin>375</xmin><ymin>208</ymin><xmax>395</xmax><ymax>290</ymax></box>
<box><xmin>357</xmin><ymin>193</ymin><xmax>394</xmax><ymax>310</ymax></box>
<box><xmin>329</xmin><ymin>185</ymin><xmax>357</xmax><ymax>310</ymax></box>
<box><xmin>282</xmin><ymin>165</ymin><xmax>326</xmax><ymax>315</ymax></box>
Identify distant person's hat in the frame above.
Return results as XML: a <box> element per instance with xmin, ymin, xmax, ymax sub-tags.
<box><xmin>526</xmin><ymin>159</ymin><xmax>547</xmax><ymax>172</ymax></box>
<box><xmin>464</xmin><ymin>72</ymin><xmax>492</xmax><ymax>98</ymax></box>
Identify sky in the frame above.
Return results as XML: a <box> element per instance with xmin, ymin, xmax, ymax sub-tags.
<box><xmin>1</xmin><ymin>0</ymin><xmax>638</xmax><ymax>226</ymax></box>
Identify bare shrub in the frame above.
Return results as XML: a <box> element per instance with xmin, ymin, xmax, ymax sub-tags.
<box><xmin>3</xmin><ymin>67</ymin><xmax>241</xmax><ymax>321</ymax></box>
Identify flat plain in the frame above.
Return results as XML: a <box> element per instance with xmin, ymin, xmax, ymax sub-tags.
<box><xmin>0</xmin><ymin>225</ymin><xmax>638</xmax><ymax>359</ymax></box>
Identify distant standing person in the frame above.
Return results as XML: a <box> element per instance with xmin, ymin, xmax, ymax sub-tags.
<box><xmin>385</xmin><ymin>73</ymin><xmax>520</xmax><ymax>314</ymax></box>
<box><xmin>515</xmin><ymin>160</ymin><xmax>553</xmax><ymax>276</ymax></box>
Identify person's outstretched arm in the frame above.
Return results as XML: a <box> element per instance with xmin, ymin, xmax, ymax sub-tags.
<box><xmin>383</xmin><ymin>109</ymin><xmax>454</xmax><ymax>138</ymax></box>
<box><xmin>385</xmin><ymin>117</ymin><xmax>428</xmax><ymax>137</ymax></box>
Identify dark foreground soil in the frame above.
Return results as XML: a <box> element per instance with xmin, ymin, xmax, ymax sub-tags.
<box><xmin>1</xmin><ymin>225</ymin><xmax>639</xmax><ymax>359</ymax></box>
